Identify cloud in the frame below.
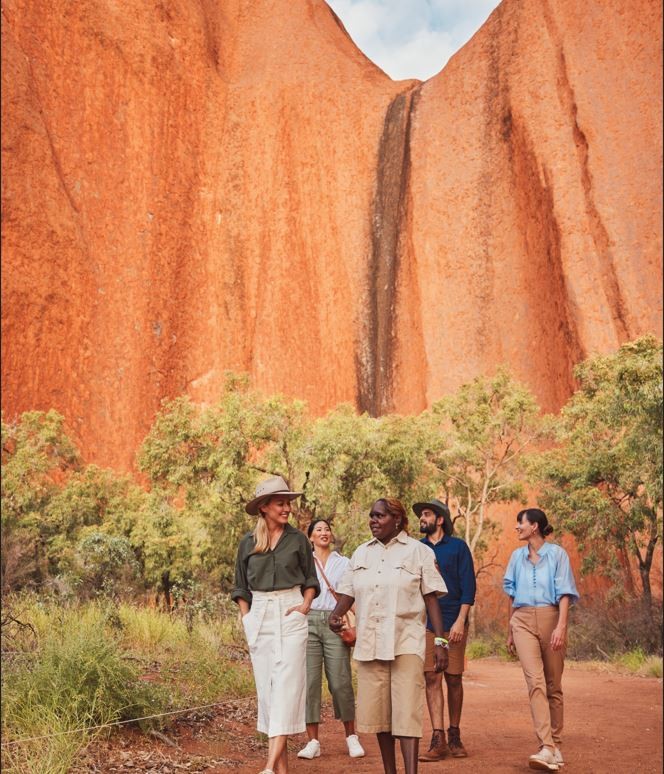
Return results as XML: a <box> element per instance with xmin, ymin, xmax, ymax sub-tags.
<box><xmin>326</xmin><ymin>0</ymin><xmax>500</xmax><ymax>80</ymax></box>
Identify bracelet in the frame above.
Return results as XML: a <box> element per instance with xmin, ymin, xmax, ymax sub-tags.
<box><xmin>434</xmin><ymin>636</ymin><xmax>449</xmax><ymax>649</ymax></box>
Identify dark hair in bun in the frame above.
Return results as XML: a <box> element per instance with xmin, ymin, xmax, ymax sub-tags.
<box><xmin>517</xmin><ymin>508</ymin><xmax>554</xmax><ymax>537</ymax></box>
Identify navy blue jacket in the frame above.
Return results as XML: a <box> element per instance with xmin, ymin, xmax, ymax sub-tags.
<box><xmin>421</xmin><ymin>534</ymin><xmax>476</xmax><ymax>631</ymax></box>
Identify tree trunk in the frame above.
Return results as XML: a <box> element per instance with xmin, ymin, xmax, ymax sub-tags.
<box><xmin>160</xmin><ymin>570</ymin><xmax>172</xmax><ymax>612</ymax></box>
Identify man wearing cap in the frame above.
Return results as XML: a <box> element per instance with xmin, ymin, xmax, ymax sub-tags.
<box><xmin>414</xmin><ymin>499</ymin><xmax>476</xmax><ymax>762</ymax></box>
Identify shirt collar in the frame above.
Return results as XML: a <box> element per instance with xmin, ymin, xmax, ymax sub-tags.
<box><xmin>520</xmin><ymin>541</ymin><xmax>552</xmax><ymax>559</ymax></box>
<box><xmin>368</xmin><ymin>530</ymin><xmax>409</xmax><ymax>547</ymax></box>
<box><xmin>422</xmin><ymin>533</ymin><xmax>450</xmax><ymax>546</ymax></box>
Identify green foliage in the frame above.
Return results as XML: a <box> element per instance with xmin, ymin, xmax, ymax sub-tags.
<box><xmin>531</xmin><ymin>336</ymin><xmax>663</xmax><ymax>603</ymax></box>
<box><xmin>73</xmin><ymin>532</ymin><xmax>139</xmax><ymax>597</ymax></box>
<box><xmin>1</xmin><ymin>600</ymin><xmax>168</xmax><ymax>773</ymax></box>
<box><xmin>1</xmin><ymin>411</ymin><xmax>80</xmax><ymax>592</ymax></box>
<box><xmin>426</xmin><ymin>369</ymin><xmax>543</xmax><ymax>572</ymax></box>
<box><xmin>2</xmin><ymin>595</ymin><xmax>254</xmax><ymax>772</ymax></box>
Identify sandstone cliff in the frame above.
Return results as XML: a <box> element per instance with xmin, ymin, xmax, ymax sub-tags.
<box><xmin>2</xmin><ymin>0</ymin><xmax>662</xmax><ymax>469</ymax></box>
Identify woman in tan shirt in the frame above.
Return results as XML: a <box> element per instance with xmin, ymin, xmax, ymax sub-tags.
<box><xmin>329</xmin><ymin>498</ymin><xmax>448</xmax><ymax>774</ymax></box>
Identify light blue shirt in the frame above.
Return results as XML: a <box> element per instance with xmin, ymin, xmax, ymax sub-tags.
<box><xmin>503</xmin><ymin>542</ymin><xmax>579</xmax><ymax>608</ymax></box>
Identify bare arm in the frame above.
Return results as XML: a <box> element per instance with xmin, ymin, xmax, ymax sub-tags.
<box><xmin>449</xmin><ymin>603</ymin><xmax>471</xmax><ymax>643</ymax></box>
<box><xmin>550</xmin><ymin>595</ymin><xmax>571</xmax><ymax>651</ymax></box>
<box><xmin>236</xmin><ymin>598</ymin><xmax>250</xmax><ymax>617</ymax></box>
<box><xmin>424</xmin><ymin>592</ymin><xmax>449</xmax><ymax>673</ymax></box>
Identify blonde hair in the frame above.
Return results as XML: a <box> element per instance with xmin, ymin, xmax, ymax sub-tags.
<box><xmin>252</xmin><ymin>501</ymin><xmax>271</xmax><ymax>554</ymax></box>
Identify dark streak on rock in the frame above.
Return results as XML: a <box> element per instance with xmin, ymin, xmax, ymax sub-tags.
<box><xmin>357</xmin><ymin>85</ymin><xmax>420</xmax><ymax>416</ymax></box>
<box><xmin>541</xmin><ymin>0</ymin><xmax>631</xmax><ymax>342</ymax></box>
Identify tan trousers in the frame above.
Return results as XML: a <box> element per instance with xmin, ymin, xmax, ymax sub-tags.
<box><xmin>510</xmin><ymin>606</ymin><xmax>565</xmax><ymax>749</ymax></box>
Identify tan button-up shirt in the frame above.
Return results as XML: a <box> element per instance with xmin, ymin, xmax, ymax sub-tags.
<box><xmin>337</xmin><ymin>531</ymin><xmax>447</xmax><ymax>662</ymax></box>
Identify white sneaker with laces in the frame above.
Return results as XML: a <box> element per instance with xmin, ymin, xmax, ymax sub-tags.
<box><xmin>529</xmin><ymin>747</ymin><xmax>560</xmax><ymax>771</ymax></box>
<box><xmin>553</xmin><ymin>748</ymin><xmax>564</xmax><ymax>767</ymax></box>
<box><xmin>346</xmin><ymin>734</ymin><xmax>365</xmax><ymax>758</ymax></box>
<box><xmin>297</xmin><ymin>739</ymin><xmax>321</xmax><ymax>759</ymax></box>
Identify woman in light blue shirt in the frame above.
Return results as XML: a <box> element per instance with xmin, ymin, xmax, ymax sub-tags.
<box><xmin>503</xmin><ymin>508</ymin><xmax>579</xmax><ymax>772</ymax></box>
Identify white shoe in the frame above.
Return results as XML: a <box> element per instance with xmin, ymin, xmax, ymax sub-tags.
<box><xmin>346</xmin><ymin>734</ymin><xmax>365</xmax><ymax>758</ymax></box>
<box><xmin>529</xmin><ymin>747</ymin><xmax>560</xmax><ymax>771</ymax></box>
<box><xmin>553</xmin><ymin>748</ymin><xmax>564</xmax><ymax>767</ymax></box>
<box><xmin>297</xmin><ymin>739</ymin><xmax>321</xmax><ymax>759</ymax></box>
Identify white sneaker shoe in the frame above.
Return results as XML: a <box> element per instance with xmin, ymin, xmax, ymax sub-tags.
<box><xmin>529</xmin><ymin>747</ymin><xmax>560</xmax><ymax>771</ymax></box>
<box><xmin>346</xmin><ymin>734</ymin><xmax>365</xmax><ymax>758</ymax></box>
<box><xmin>553</xmin><ymin>748</ymin><xmax>564</xmax><ymax>767</ymax></box>
<box><xmin>297</xmin><ymin>739</ymin><xmax>321</xmax><ymax>759</ymax></box>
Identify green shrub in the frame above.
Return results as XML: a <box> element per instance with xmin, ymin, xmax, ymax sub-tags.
<box><xmin>643</xmin><ymin>657</ymin><xmax>663</xmax><ymax>678</ymax></box>
<box><xmin>2</xmin><ymin>600</ymin><xmax>167</xmax><ymax>773</ymax></box>
<box><xmin>466</xmin><ymin>635</ymin><xmax>511</xmax><ymax>660</ymax></box>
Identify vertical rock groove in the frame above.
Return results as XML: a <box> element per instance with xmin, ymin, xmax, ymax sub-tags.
<box><xmin>357</xmin><ymin>84</ymin><xmax>420</xmax><ymax>416</ymax></box>
<box><xmin>541</xmin><ymin>0</ymin><xmax>631</xmax><ymax>343</ymax></box>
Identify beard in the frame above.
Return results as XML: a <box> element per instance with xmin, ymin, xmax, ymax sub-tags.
<box><xmin>419</xmin><ymin>521</ymin><xmax>436</xmax><ymax>535</ymax></box>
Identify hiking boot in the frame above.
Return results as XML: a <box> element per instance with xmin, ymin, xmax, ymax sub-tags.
<box><xmin>529</xmin><ymin>747</ymin><xmax>560</xmax><ymax>771</ymax></box>
<box><xmin>447</xmin><ymin>726</ymin><xmax>468</xmax><ymax>758</ymax></box>
<box><xmin>418</xmin><ymin>730</ymin><xmax>448</xmax><ymax>761</ymax></box>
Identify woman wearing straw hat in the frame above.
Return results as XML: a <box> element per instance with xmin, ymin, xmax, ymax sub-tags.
<box><xmin>232</xmin><ymin>475</ymin><xmax>320</xmax><ymax>774</ymax></box>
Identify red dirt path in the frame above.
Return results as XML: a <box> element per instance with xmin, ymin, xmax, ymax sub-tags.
<box><xmin>78</xmin><ymin>658</ymin><xmax>662</xmax><ymax>773</ymax></box>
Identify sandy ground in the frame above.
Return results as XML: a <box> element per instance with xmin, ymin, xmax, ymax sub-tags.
<box><xmin>77</xmin><ymin>658</ymin><xmax>662</xmax><ymax>773</ymax></box>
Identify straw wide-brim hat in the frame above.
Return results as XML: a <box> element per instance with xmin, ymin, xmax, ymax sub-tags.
<box><xmin>245</xmin><ymin>475</ymin><xmax>302</xmax><ymax>515</ymax></box>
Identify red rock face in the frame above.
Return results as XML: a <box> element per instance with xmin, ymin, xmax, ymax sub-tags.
<box><xmin>2</xmin><ymin>0</ymin><xmax>662</xmax><ymax>470</ymax></box>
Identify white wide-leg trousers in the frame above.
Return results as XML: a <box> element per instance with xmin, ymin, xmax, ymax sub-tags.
<box><xmin>242</xmin><ymin>587</ymin><xmax>308</xmax><ymax>737</ymax></box>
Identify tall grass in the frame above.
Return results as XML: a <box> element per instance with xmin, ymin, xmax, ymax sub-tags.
<box><xmin>1</xmin><ymin>595</ymin><xmax>254</xmax><ymax>773</ymax></box>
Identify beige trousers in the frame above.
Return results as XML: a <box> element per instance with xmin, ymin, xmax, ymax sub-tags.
<box><xmin>510</xmin><ymin>605</ymin><xmax>565</xmax><ymax>749</ymax></box>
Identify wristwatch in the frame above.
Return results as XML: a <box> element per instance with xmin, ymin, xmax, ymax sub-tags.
<box><xmin>434</xmin><ymin>636</ymin><xmax>449</xmax><ymax>649</ymax></box>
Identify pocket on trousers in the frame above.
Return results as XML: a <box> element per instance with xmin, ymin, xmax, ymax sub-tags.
<box><xmin>242</xmin><ymin>604</ymin><xmax>266</xmax><ymax>647</ymax></box>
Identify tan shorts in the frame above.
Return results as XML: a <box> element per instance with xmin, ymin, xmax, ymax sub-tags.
<box><xmin>356</xmin><ymin>654</ymin><xmax>424</xmax><ymax>737</ymax></box>
<box><xmin>423</xmin><ymin>628</ymin><xmax>467</xmax><ymax>675</ymax></box>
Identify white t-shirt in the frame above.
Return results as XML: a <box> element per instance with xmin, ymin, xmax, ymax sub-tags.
<box><xmin>310</xmin><ymin>551</ymin><xmax>351</xmax><ymax>611</ymax></box>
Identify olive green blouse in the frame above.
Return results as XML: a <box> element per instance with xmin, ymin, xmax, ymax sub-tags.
<box><xmin>231</xmin><ymin>523</ymin><xmax>320</xmax><ymax>606</ymax></box>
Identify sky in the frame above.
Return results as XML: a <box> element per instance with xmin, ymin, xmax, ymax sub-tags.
<box><xmin>326</xmin><ymin>0</ymin><xmax>501</xmax><ymax>81</ymax></box>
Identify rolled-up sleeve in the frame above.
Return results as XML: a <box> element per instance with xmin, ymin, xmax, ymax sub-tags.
<box><xmin>299</xmin><ymin>535</ymin><xmax>320</xmax><ymax>597</ymax></box>
<box><xmin>231</xmin><ymin>539</ymin><xmax>252</xmax><ymax>605</ymax></box>
<box><xmin>553</xmin><ymin>548</ymin><xmax>579</xmax><ymax>605</ymax></box>
<box><xmin>421</xmin><ymin>548</ymin><xmax>447</xmax><ymax>597</ymax></box>
<box><xmin>503</xmin><ymin>552</ymin><xmax>517</xmax><ymax>598</ymax></box>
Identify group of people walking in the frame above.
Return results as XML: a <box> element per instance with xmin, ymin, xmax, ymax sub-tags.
<box><xmin>232</xmin><ymin>475</ymin><xmax>578</xmax><ymax>774</ymax></box>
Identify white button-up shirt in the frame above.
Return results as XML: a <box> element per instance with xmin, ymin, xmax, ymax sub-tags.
<box><xmin>337</xmin><ymin>531</ymin><xmax>447</xmax><ymax>661</ymax></box>
<box><xmin>311</xmin><ymin>551</ymin><xmax>351</xmax><ymax>611</ymax></box>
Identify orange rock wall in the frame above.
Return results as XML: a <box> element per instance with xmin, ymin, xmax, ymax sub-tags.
<box><xmin>2</xmin><ymin>0</ymin><xmax>662</xmax><ymax>470</ymax></box>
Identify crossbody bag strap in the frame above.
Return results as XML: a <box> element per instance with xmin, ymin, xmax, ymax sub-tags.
<box><xmin>313</xmin><ymin>554</ymin><xmax>340</xmax><ymax>601</ymax></box>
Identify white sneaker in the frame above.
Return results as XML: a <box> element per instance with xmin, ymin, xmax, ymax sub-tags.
<box><xmin>553</xmin><ymin>748</ymin><xmax>564</xmax><ymax>767</ymax></box>
<box><xmin>346</xmin><ymin>734</ymin><xmax>365</xmax><ymax>758</ymax></box>
<box><xmin>297</xmin><ymin>739</ymin><xmax>321</xmax><ymax>759</ymax></box>
<box><xmin>529</xmin><ymin>747</ymin><xmax>560</xmax><ymax>771</ymax></box>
